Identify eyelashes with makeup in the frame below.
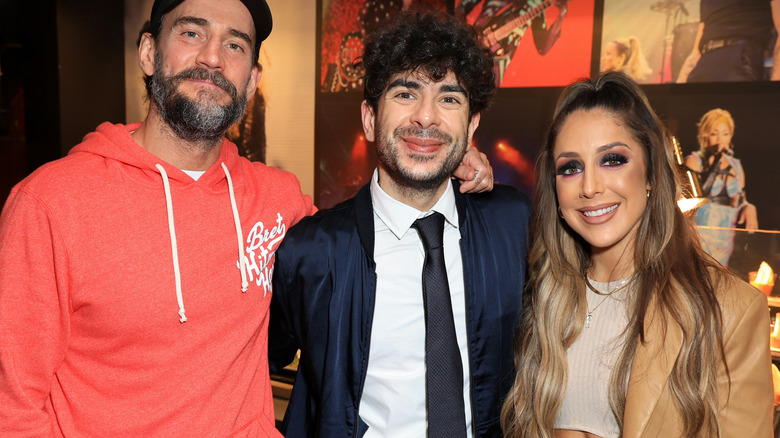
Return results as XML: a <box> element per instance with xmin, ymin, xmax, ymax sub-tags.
<box><xmin>602</xmin><ymin>153</ymin><xmax>629</xmax><ymax>167</ymax></box>
<box><xmin>555</xmin><ymin>161</ymin><xmax>582</xmax><ymax>176</ymax></box>
<box><xmin>555</xmin><ymin>153</ymin><xmax>630</xmax><ymax>176</ymax></box>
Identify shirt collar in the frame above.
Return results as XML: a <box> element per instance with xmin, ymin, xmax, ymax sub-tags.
<box><xmin>370</xmin><ymin>168</ymin><xmax>459</xmax><ymax>240</ymax></box>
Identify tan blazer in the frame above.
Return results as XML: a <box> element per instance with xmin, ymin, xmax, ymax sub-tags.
<box><xmin>622</xmin><ymin>279</ymin><xmax>774</xmax><ymax>437</ymax></box>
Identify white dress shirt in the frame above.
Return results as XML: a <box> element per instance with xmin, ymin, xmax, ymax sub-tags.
<box><xmin>359</xmin><ymin>169</ymin><xmax>473</xmax><ymax>437</ymax></box>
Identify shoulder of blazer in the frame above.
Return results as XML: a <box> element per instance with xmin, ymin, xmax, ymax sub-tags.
<box><xmin>714</xmin><ymin>274</ymin><xmax>767</xmax><ymax>338</ymax></box>
<box><xmin>623</xmin><ymin>269</ymin><xmax>769</xmax><ymax>437</ymax></box>
<box><xmin>278</xmin><ymin>183</ymin><xmax>375</xmax><ymax>263</ymax></box>
<box><xmin>456</xmin><ymin>183</ymin><xmax>532</xmax><ymax>225</ymax></box>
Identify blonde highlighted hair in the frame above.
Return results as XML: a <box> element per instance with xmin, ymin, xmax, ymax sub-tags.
<box><xmin>696</xmin><ymin>108</ymin><xmax>735</xmax><ymax>153</ymax></box>
<box><xmin>609</xmin><ymin>36</ymin><xmax>653</xmax><ymax>81</ymax></box>
<box><xmin>501</xmin><ymin>72</ymin><xmax>728</xmax><ymax>438</ymax></box>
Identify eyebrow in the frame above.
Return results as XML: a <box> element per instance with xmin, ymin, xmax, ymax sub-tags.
<box><xmin>386</xmin><ymin>78</ymin><xmax>421</xmax><ymax>91</ymax></box>
<box><xmin>555</xmin><ymin>142</ymin><xmax>630</xmax><ymax>160</ymax></box>
<box><xmin>173</xmin><ymin>16</ymin><xmax>253</xmax><ymax>46</ymax></box>
<box><xmin>440</xmin><ymin>83</ymin><xmax>467</xmax><ymax>95</ymax></box>
<box><xmin>385</xmin><ymin>78</ymin><xmax>468</xmax><ymax>96</ymax></box>
<box><xmin>174</xmin><ymin>16</ymin><xmax>209</xmax><ymax>28</ymax></box>
<box><xmin>229</xmin><ymin>28</ymin><xmax>253</xmax><ymax>46</ymax></box>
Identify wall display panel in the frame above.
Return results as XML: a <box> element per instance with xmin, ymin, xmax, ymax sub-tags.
<box><xmin>458</xmin><ymin>0</ymin><xmax>596</xmax><ymax>88</ymax></box>
<box><xmin>319</xmin><ymin>0</ymin><xmax>450</xmax><ymax>94</ymax></box>
<box><xmin>600</xmin><ymin>0</ymin><xmax>779</xmax><ymax>84</ymax></box>
<box><xmin>319</xmin><ymin>0</ymin><xmax>595</xmax><ymax>92</ymax></box>
<box><xmin>648</xmin><ymin>83</ymin><xmax>780</xmax><ymax>292</ymax></box>
<box><xmin>600</xmin><ymin>0</ymin><xmax>700</xmax><ymax>84</ymax></box>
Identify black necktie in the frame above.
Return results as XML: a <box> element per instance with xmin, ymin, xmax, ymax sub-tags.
<box><xmin>413</xmin><ymin>212</ymin><xmax>467</xmax><ymax>438</ymax></box>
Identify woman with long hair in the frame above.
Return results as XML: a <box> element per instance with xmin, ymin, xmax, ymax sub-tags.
<box><xmin>501</xmin><ymin>72</ymin><xmax>772</xmax><ymax>437</ymax></box>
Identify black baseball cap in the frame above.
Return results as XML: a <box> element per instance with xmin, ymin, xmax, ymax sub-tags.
<box><xmin>149</xmin><ymin>0</ymin><xmax>273</xmax><ymax>43</ymax></box>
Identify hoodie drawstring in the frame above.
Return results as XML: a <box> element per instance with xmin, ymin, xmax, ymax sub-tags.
<box><xmin>156</xmin><ymin>164</ymin><xmax>187</xmax><ymax>323</ymax></box>
<box><xmin>156</xmin><ymin>163</ymin><xmax>249</xmax><ymax>322</ymax></box>
<box><xmin>221</xmin><ymin>163</ymin><xmax>249</xmax><ymax>293</ymax></box>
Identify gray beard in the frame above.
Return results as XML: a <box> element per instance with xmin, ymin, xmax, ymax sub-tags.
<box><xmin>149</xmin><ymin>54</ymin><xmax>248</xmax><ymax>146</ymax></box>
<box><xmin>375</xmin><ymin>124</ymin><xmax>467</xmax><ymax>194</ymax></box>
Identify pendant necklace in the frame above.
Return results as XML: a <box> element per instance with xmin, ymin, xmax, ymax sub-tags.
<box><xmin>583</xmin><ymin>275</ymin><xmax>633</xmax><ymax>328</ymax></box>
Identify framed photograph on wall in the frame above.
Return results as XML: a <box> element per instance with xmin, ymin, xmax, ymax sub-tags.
<box><xmin>319</xmin><ymin>0</ymin><xmax>450</xmax><ymax>94</ymax></box>
<box><xmin>648</xmin><ymin>83</ymin><xmax>780</xmax><ymax>293</ymax></box>
<box><xmin>458</xmin><ymin>0</ymin><xmax>596</xmax><ymax>88</ymax></box>
<box><xmin>600</xmin><ymin>0</ymin><xmax>779</xmax><ymax>84</ymax></box>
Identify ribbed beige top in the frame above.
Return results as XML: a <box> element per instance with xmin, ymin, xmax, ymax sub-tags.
<box><xmin>554</xmin><ymin>278</ymin><xmax>633</xmax><ymax>438</ymax></box>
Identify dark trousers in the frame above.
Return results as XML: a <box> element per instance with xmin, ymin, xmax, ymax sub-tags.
<box><xmin>689</xmin><ymin>41</ymin><xmax>765</xmax><ymax>82</ymax></box>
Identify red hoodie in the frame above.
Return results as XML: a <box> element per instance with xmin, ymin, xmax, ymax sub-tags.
<box><xmin>0</xmin><ymin>122</ymin><xmax>314</xmax><ymax>436</ymax></box>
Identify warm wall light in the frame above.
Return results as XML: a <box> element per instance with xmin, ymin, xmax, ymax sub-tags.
<box><xmin>671</xmin><ymin>137</ymin><xmax>709</xmax><ymax>213</ymax></box>
<box><xmin>750</xmin><ymin>261</ymin><xmax>776</xmax><ymax>296</ymax></box>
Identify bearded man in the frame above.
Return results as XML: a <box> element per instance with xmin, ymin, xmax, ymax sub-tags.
<box><xmin>0</xmin><ymin>0</ymin><xmax>493</xmax><ymax>436</ymax></box>
<box><xmin>269</xmin><ymin>10</ymin><xmax>531</xmax><ymax>438</ymax></box>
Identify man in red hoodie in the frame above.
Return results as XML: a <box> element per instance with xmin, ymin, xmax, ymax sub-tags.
<box><xmin>0</xmin><ymin>0</ymin><xmax>492</xmax><ymax>436</ymax></box>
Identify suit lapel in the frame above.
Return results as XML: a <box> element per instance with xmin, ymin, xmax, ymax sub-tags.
<box><xmin>622</xmin><ymin>302</ymin><xmax>684</xmax><ymax>437</ymax></box>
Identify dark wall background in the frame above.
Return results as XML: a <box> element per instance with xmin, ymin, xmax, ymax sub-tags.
<box><xmin>0</xmin><ymin>0</ymin><xmax>125</xmax><ymax>202</ymax></box>
<box><xmin>0</xmin><ymin>0</ymin><xmax>27</xmax><ymax>203</ymax></box>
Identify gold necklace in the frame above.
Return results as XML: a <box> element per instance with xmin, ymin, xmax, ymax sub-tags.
<box><xmin>583</xmin><ymin>276</ymin><xmax>634</xmax><ymax>328</ymax></box>
<box><xmin>583</xmin><ymin>275</ymin><xmax>633</xmax><ymax>296</ymax></box>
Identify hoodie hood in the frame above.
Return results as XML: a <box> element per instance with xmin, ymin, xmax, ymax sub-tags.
<box><xmin>70</xmin><ymin>122</ymin><xmax>241</xmax><ymax>191</ymax></box>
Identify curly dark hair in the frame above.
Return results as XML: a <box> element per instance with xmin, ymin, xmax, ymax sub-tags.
<box><xmin>359</xmin><ymin>9</ymin><xmax>496</xmax><ymax>118</ymax></box>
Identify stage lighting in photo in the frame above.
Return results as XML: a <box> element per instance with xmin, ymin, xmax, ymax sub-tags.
<box><xmin>671</xmin><ymin>137</ymin><xmax>709</xmax><ymax>213</ymax></box>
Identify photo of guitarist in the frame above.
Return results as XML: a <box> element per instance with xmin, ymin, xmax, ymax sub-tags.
<box><xmin>457</xmin><ymin>0</ymin><xmax>569</xmax><ymax>86</ymax></box>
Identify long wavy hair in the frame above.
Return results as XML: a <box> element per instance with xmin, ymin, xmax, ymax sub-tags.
<box><xmin>501</xmin><ymin>72</ymin><xmax>729</xmax><ymax>437</ymax></box>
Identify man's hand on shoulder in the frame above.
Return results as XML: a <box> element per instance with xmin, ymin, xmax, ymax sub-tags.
<box><xmin>453</xmin><ymin>146</ymin><xmax>494</xmax><ymax>193</ymax></box>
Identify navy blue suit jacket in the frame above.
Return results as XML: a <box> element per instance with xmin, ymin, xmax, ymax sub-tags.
<box><xmin>270</xmin><ymin>182</ymin><xmax>531</xmax><ymax>437</ymax></box>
